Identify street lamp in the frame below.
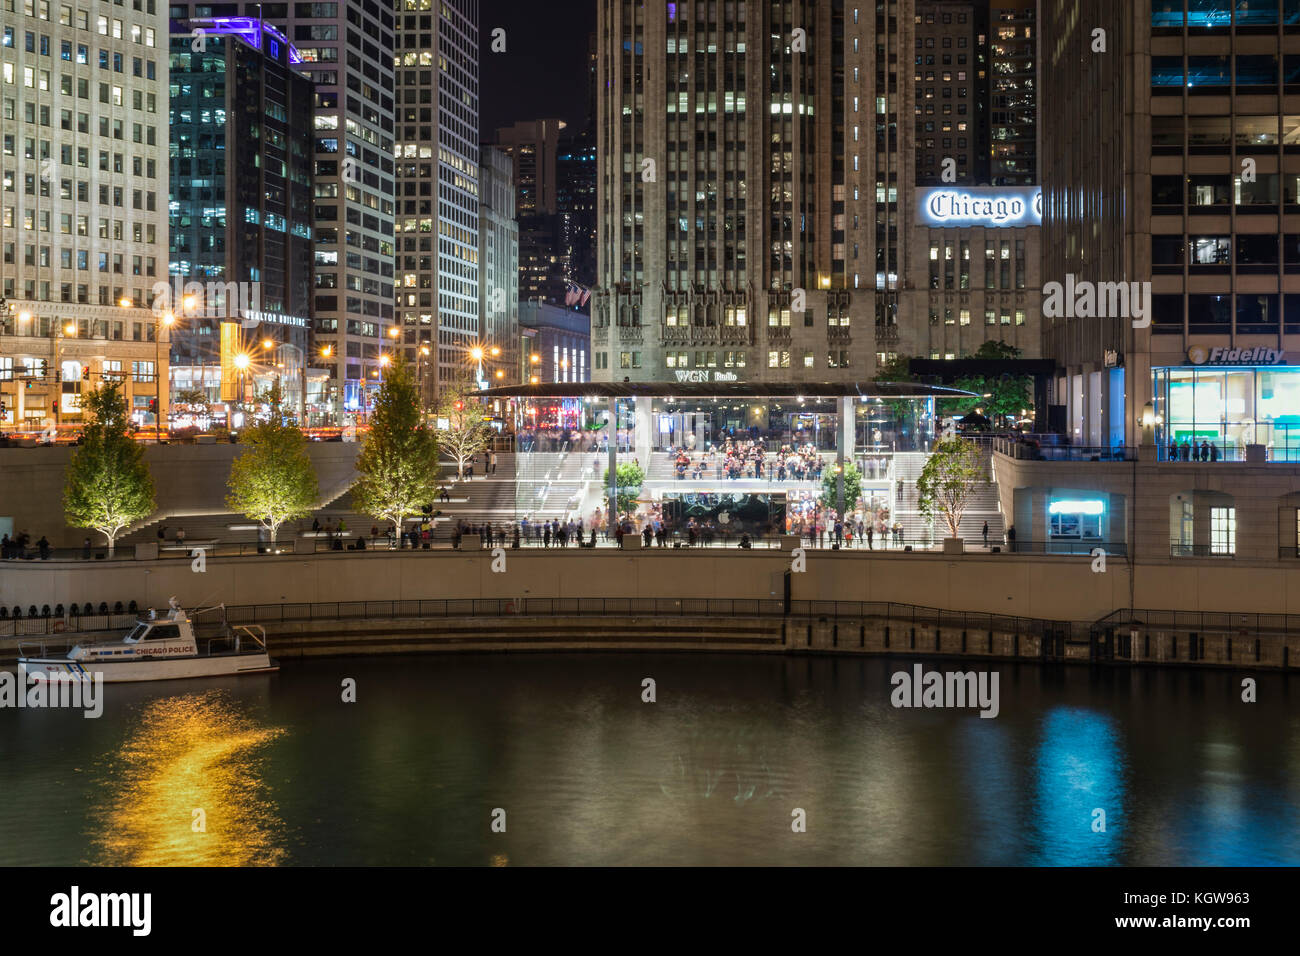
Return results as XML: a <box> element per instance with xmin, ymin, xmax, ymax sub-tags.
<box><xmin>154</xmin><ymin>311</ymin><xmax>174</xmax><ymax>441</ymax></box>
<box><xmin>233</xmin><ymin>352</ymin><xmax>251</xmax><ymax>422</ymax></box>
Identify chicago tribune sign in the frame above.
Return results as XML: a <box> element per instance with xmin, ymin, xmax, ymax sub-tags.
<box><xmin>1187</xmin><ymin>346</ymin><xmax>1287</xmax><ymax>366</ymax></box>
<box><xmin>917</xmin><ymin>186</ymin><xmax>1043</xmax><ymax>227</ymax></box>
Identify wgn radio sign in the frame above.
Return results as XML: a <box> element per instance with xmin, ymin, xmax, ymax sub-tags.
<box><xmin>918</xmin><ymin>187</ymin><xmax>1043</xmax><ymax>228</ymax></box>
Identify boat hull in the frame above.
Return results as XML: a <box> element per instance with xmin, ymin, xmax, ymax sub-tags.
<box><xmin>17</xmin><ymin>654</ymin><xmax>279</xmax><ymax>683</ymax></box>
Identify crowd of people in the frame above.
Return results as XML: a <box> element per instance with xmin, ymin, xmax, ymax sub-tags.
<box><xmin>1166</xmin><ymin>439</ymin><xmax>1221</xmax><ymax>462</ymax></box>
<box><xmin>1</xmin><ymin>530</ymin><xmax>51</xmax><ymax>559</ymax></box>
<box><xmin>670</xmin><ymin>440</ymin><xmax>830</xmax><ymax>482</ymax></box>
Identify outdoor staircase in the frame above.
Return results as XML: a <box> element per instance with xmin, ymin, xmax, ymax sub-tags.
<box><xmin>890</xmin><ymin>448</ymin><xmax>1005</xmax><ymax>548</ymax></box>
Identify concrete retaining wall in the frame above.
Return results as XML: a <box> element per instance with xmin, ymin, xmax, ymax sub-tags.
<box><xmin>3</xmin><ymin>548</ymin><xmax>1300</xmax><ymax>623</ymax></box>
<box><xmin>0</xmin><ymin>442</ymin><xmax>361</xmax><ymax>547</ymax></box>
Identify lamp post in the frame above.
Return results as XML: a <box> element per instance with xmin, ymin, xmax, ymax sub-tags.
<box><xmin>54</xmin><ymin>319</ymin><xmax>77</xmax><ymax>433</ymax></box>
<box><xmin>233</xmin><ymin>351</ymin><xmax>251</xmax><ymax>426</ymax></box>
<box><xmin>154</xmin><ymin>309</ymin><xmax>174</xmax><ymax>442</ymax></box>
<box><xmin>418</xmin><ymin>344</ymin><xmax>430</xmax><ymax>416</ymax></box>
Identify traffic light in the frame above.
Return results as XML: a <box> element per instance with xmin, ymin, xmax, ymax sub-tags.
<box><xmin>148</xmin><ymin>398</ymin><xmax>158</xmax><ymax>415</ymax></box>
<box><xmin>82</xmin><ymin>367</ymin><xmax>90</xmax><ymax>381</ymax></box>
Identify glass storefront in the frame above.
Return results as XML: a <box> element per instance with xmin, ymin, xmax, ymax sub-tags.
<box><xmin>1152</xmin><ymin>366</ymin><xmax>1300</xmax><ymax>461</ymax></box>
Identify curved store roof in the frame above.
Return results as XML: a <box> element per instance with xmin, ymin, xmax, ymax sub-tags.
<box><xmin>475</xmin><ymin>381</ymin><xmax>976</xmax><ymax>399</ymax></box>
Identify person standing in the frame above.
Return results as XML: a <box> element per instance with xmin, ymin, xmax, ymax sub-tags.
<box><xmin>982</xmin><ymin>521</ymin><xmax>989</xmax><ymax>548</ymax></box>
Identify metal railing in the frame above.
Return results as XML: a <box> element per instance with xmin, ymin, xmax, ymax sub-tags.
<box><xmin>212</xmin><ymin>597</ymin><xmax>1066</xmax><ymax>636</ymax></box>
<box><xmin>1169</xmin><ymin>543</ymin><xmax>1235</xmax><ymax>558</ymax></box>
<box><xmin>994</xmin><ymin>437</ymin><xmax>1134</xmax><ymax>462</ymax></box>
<box><xmin>1095</xmin><ymin>607</ymin><xmax>1300</xmax><ymax>637</ymax></box>
<box><xmin>1002</xmin><ymin>540</ymin><xmax>1128</xmax><ymax>556</ymax></box>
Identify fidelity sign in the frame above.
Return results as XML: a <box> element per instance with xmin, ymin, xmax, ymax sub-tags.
<box><xmin>1187</xmin><ymin>346</ymin><xmax>1287</xmax><ymax>366</ymax></box>
<box><xmin>918</xmin><ymin>186</ymin><xmax>1043</xmax><ymax>227</ymax></box>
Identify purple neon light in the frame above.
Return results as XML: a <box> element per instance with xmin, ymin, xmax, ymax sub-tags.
<box><xmin>191</xmin><ymin>17</ymin><xmax>303</xmax><ymax>64</ymax></box>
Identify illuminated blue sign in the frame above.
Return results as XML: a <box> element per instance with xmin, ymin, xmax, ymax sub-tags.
<box><xmin>1048</xmin><ymin>499</ymin><xmax>1105</xmax><ymax>516</ymax></box>
<box><xmin>918</xmin><ymin>187</ymin><xmax>1042</xmax><ymax>227</ymax></box>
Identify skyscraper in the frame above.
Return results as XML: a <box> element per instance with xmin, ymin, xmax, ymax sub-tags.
<box><xmin>594</xmin><ymin>0</ymin><xmax>913</xmax><ymax>385</ymax></box>
<box><xmin>987</xmin><ymin>0</ymin><xmax>1035</xmax><ymax>186</ymax></box>
<box><xmin>495</xmin><ymin>117</ymin><xmax>569</xmax><ymax>305</ymax></box>
<box><xmin>914</xmin><ymin>0</ymin><xmax>988</xmax><ymax>187</ymax></box>
<box><xmin>0</xmin><ymin>0</ymin><xmax>170</xmax><ymax>430</ymax></box>
<box><xmin>168</xmin><ymin>0</ymin><xmax>398</xmax><ymax>423</ymax></box>
<box><xmin>393</xmin><ymin>0</ymin><xmax>478</xmax><ymax>400</ymax></box>
<box><xmin>478</xmin><ymin>143</ymin><xmax>517</xmax><ymax>385</ymax></box>
<box><xmin>1040</xmin><ymin>0</ymin><xmax>1300</xmax><ymax>451</ymax></box>
<box><xmin>168</xmin><ymin>18</ymin><xmax>315</xmax><ymax>419</ymax></box>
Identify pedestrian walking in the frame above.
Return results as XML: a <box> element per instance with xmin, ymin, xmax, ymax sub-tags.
<box><xmin>982</xmin><ymin>521</ymin><xmax>989</xmax><ymax>548</ymax></box>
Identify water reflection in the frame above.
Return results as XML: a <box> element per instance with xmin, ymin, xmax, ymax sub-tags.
<box><xmin>1030</xmin><ymin>707</ymin><xmax>1125</xmax><ymax>866</ymax></box>
<box><xmin>88</xmin><ymin>690</ymin><xmax>286</xmax><ymax>866</ymax></box>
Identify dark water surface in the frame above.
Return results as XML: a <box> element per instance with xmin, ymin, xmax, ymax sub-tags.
<box><xmin>2</xmin><ymin>654</ymin><xmax>1297</xmax><ymax>866</ymax></box>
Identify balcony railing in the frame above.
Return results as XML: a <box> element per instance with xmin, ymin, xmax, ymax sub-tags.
<box><xmin>1170</xmin><ymin>543</ymin><xmax>1235</xmax><ymax>558</ymax></box>
<box><xmin>995</xmin><ymin>437</ymin><xmax>1134</xmax><ymax>461</ymax></box>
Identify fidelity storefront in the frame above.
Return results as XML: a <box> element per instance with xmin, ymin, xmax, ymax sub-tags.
<box><xmin>1151</xmin><ymin>345</ymin><xmax>1300</xmax><ymax>458</ymax></box>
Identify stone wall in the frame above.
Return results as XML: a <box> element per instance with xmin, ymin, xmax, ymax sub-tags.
<box><xmin>4</xmin><ymin>547</ymin><xmax>1300</xmax><ymax>624</ymax></box>
<box><xmin>0</xmin><ymin>442</ymin><xmax>361</xmax><ymax>547</ymax></box>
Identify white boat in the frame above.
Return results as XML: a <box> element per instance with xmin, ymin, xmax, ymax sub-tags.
<box><xmin>17</xmin><ymin>599</ymin><xmax>278</xmax><ymax>684</ymax></box>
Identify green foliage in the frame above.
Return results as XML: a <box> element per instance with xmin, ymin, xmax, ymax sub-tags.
<box><xmin>434</xmin><ymin>378</ymin><xmax>493</xmax><ymax>478</ymax></box>
<box><xmin>938</xmin><ymin>341</ymin><xmax>1032</xmax><ymax>425</ymax></box>
<box><xmin>971</xmin><ymin>339</ymin><xmax>1022</xmax><ymax>360</ymax></box>
<box><xmin>174</xmin><ymin>387</ymin><xmax>208</xmax><ymax>410</ymax></box>
<box><xmin>353</xmin><ymin>356</ymin><xmax>441</xmax><ymax>534</ymax></box>
<box><xmin>916</xmin><ymin>437</ymin><xmax>988</xmax><ymax>539</ymax></box>
<box><xmin>602</xmin><ymin>461</ymin><xmax>645</xmax><ymax>514</ymax></box>
<box><xmin>225</xmin><ymin>381</ymin><xmax>318</xmax><ymax>546</ymax></box>
<box><xmin>63</xmin><ymin>380</ymin><xmax>156</xmax><ymax>549</ymax></box>
<box><xmin>818</xmin><ymin>460</ymin><xmax>863</xmax><ymax>516</ymax></box>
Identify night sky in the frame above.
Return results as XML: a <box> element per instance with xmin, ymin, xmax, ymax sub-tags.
<box><xmin>479</xmin><ymin>0</ymin><xmax>598</xmax><ymax>140</ymax></box>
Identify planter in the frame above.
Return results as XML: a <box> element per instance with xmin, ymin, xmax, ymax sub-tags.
<box><xmin>942</xmin><ymin>537</ymin><xmax>965</xmax><ymax>555</ymax></box>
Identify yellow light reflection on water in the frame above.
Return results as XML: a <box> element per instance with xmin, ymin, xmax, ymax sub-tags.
<box><xmin>89</xmin><ymin>691</ymin><xmax>286</xmax><ymax>866</ymax></box>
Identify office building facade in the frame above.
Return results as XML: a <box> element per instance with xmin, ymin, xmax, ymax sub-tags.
<box><xmin>394</xmin><ymin>0</ymin><xmax>478</xmax><ymax>400</ymax></box>
<box><xmin>594</xmin><ymin>0</ymin><xmax>915</xmax><ymax>385</ymax></box>
<box><xmin>478</xmin><ymin>143</ymin><xmax>517</xmax><ymax>385</ymax></box>
<box><xmin>0</xmin><ymin>0</ymin><xmax>170</xmax><ymax>430</ymax></box>
<box><xmin>168</xmin><ymin>19</ymin><xmax>315</xmax><ymax>418</ymax></box>
<box><xmin>168</xmin><ymin>0</ymin><xmax>397</xmax><ymax>422</ymax></box>
<box><xmin>1042</xmin><ymin>0</ymin><xmax>1300</xmax><ymax>457</ymax></box>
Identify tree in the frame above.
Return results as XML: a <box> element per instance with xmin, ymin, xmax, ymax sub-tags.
<box><xmin>63</xmin><ymin>380</ymin><xmax>156</xmax><ymax>553</ymax></box>
<box><xmin>938</xmin><ymin>341</ymin><xmax>1033</xmax><ymax>426</ymax></box>
<box><xmin>435</xmin><ymin>378</ymin><xmax>493</xmax><ymax>479</ymax></box>
<box><xmin>174</xmin><ymin>387</ymin><xmax>208</xmax><ymax>412</ymax></box>
<box><xmin>818</xmin><ymin>460</ymin><xmax>863</xmax><ymax>517</ymax></box>
<box><xmin>353</xmin><ymin>356</ymin><xmax>441</xmax><ymax>540</ymax></box>
<box><xmin>602</xmin><ymin>461</ymin><xmax>645</xmax><ymax>515</ymax></box>
<box><xmin>225</xmin><ymin>381</ymin><xmax>318</xmax><ymax>549</ymax></box>
<box><xmin>915</xmin><ymin>437</ymin><xmax>988</xmax><ymax>539</ymax></box>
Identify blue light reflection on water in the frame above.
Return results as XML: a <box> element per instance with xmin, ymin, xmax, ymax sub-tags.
<box><xmin>1030</xmin><ymin>707</ymin><xmax>1125</xmax><ymax>866</ymax></box>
